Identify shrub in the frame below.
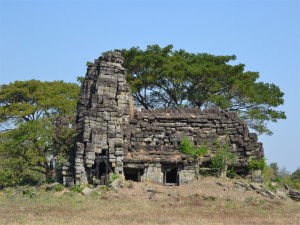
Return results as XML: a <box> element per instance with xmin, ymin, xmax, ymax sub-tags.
<box><xmin>71</xmin><ymin>185</ymin><xmax>83</xmax><ymax>193</ymax></box>
<box><xmin>211</xmin><ymin>144</ymin><xmax>236</xmax><ymax>172</ymax></box>
<box><xmin>110</xmin><ymin>173</ymin><xmax>120</xmax><ymax>183</ymax></box>
<box><xmin>227</xmin><ymin>167</ymin><xmax>237</xmax><ymax>179</ymax></box>
<box><xmin>267</xmin><ymin>183</ymin><xmax>277</xmax><ymax>191</ymax></box>
<box><xmin>194</xmin><ymin>144</ymin><xmax>209</xmax><ymax>157</ymax></box>
<box><xmin>179</xmin><ymin>136</ymin><xmax>208</xmax><ymax>158</ymax></box>
<box><xmin>179</xmin><ymin>136</ymin><xmax>194</xmax><ymax>156</ymax></box>
<box><xmin>54</xmin><ymin>184</ymin><xmax>64</xmax><ymax>192</ymax></box>
<box><xmin>248</xmin><ymin>157</ymin><xmax>267</xmax><ymax>171</ymax></box>
<box><xmin>18</xmin><ymin>186</ymin><xmax>37</xmax><ymax>198</ymax></box>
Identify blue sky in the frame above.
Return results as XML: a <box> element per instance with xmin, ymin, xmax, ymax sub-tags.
<box><xmin>0</xmin><ymin>0</ymin><xmax>299</xmax><ymax>172</ymax></box>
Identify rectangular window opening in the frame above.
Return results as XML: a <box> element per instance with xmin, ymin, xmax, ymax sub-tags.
<box><xmin>124</xmin><ymin>168</ymin><xmax>143</xmax><ymax>182</ymax></box>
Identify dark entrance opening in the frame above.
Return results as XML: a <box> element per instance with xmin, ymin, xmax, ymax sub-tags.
<box><xmin>90</xmin><ymin>155</ymin><xmax>112</xmax><ymax>185</ymax></box>
<box><xmin>97</xmin><ymin>162</ymin><xmax>107</xmax><ymax>183</ymax></box>
<box><xmin>162</xmin><ymin>164</ymin><xmax>181</xmax><ymax>185</ymax></box>
<box><xmin>165</xmin><ymin>167</ymin><xmax>178</xmax><ymax>184</ymax></box>
<box><xmin>124</xmin><ymin>168</ymin><xmax>143</xmax><ymax>182</ymax></box>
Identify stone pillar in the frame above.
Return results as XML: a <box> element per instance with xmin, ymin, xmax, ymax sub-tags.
<box><xmin>63</xmin><ymin>50</ymin><xmax>131</xmax><ymax>186</ymax></box>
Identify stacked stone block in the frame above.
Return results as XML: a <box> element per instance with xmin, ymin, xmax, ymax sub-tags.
<box><xmin>63</xmin><ymin>50</ymin><xmax>131</xmax><ymax>186</ymax></box>
<box><xmin>123</xmin><ymin>107</ymin><xmax>264</xmax><ymax>178</ymax></box>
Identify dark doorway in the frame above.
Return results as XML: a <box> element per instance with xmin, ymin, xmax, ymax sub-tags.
<box><xmin>97</xmin><ymin>161</ymin><xmax>106</xmax><ymax>177</ymax></box>
<box><xmin>90</xmin><ymin>155</ymin><xmax>112</xmax><ymax>185</ymax></box>
<box><xmin>124</xmin><ymin>168</ymin><xmax>143</xmax><ymax>182</ymax></box>
<box><xmin>165</xmin><ymin>167</ymin><xmax>178</xmax><ymax>184</ymax></box>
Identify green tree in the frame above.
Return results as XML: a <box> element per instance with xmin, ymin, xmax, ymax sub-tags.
<box><xmin>291</xmin><ymin>168</ymin><xmax>300</xmax><ymax>190</ymax></box>
<box><xmin>122</xmin><ymin>45</ymin><xmax>286</xmax><ymax>135</ymax></box>
<box><xmin>122</xmin><ymin>45</ymin><xmax>175</xmax><ymax>108</ymax></box>
<box><xmin>52</xmin><ymin>115</ymin><xmax>78</xmax><ymax>173</ymax></box>
<box><xmin>0</xmin><ymin>80</ymin><xmax>80</xmax><ymax>184</ymax></box>
<box><xmin>291</xmin><ymin>168</ymin><xmax>300</xmax><ymax>181</ymax></box>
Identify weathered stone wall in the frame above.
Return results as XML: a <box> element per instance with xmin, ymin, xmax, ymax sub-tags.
<box><xmin>123</xmin><ymin>108</ymin><xmax>263</xmax><ymax>184</ymax></box>
<box><xmin>63</xmin><ymin>50</ymin><xmax>264</xmax><ymax>186</ymax></box>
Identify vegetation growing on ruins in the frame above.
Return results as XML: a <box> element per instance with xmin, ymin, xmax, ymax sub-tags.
<box><xmin>54</xmin><ymin>183</ymin><xmax>64</xmax><ymax>192</ymax></box>
<box><xmin>179</xmin><ymin>136</ymin><xmax>237</xmax><ymax>178</ymax></box>
<box><xmin>179</xmin><ymin>136</ymin><xmax>208</xmax><ymax>158</ymax></box>
<box><xmin>248</xmin><ymin>157</ymin><xmax>267</xmax><ymax>171</ymax></box>
<box><xmin>109</xmin><ymin>173</ymin><xmax>120</xmax><ymax>183</ymax></box>
<box><xmin>122</xmin><ymin>45</ymin><xmax>286</xmax><ymax>135</ymax></box>
<box><xmin>210</xmin><ymin>143</ymin><xmax>236</xmax><ymax>176</ymax></box>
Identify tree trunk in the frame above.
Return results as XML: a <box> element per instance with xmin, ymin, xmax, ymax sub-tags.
<box><xmin>45</xmin><ymin>161</ymin><xmax>54</xmax><ymax>182</ymax></box>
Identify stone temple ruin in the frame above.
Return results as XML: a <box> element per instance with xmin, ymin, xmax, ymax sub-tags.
<box><xmin>62</xmin><ymin>50</ymin><xmax>264</xmax><ymax>186</ymax></box>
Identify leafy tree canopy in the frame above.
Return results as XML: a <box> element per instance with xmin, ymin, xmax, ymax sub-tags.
<box><xmin>0</xmin><ymin>80</ymin><xmax>79</xmax><ymax>125</ymax></box>
<box><xmin>121</xmin><ymin>44</ymin><xmax>286</xmax><ymax>135</ymax></box>
<box><xmin>0</xmin><ymin>80</ymin><xmax>80</xmax><ymax>184</ymax></box>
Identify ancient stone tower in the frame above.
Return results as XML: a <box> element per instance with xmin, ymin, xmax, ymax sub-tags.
<box><xmin>63</xmin><ymin>50</ymin><xmax>264</xmax><ymax>186</ymax></box>
<box><xmin>63</xmin><ymin>50</ymin><xmax>132</xmax><ymax>186</ymax></box>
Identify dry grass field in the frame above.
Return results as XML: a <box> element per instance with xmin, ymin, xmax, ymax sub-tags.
<box><xmin>0</xmin><ymin>177</ymin><xmax>299</xmax><ymax>225</ymax></box>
